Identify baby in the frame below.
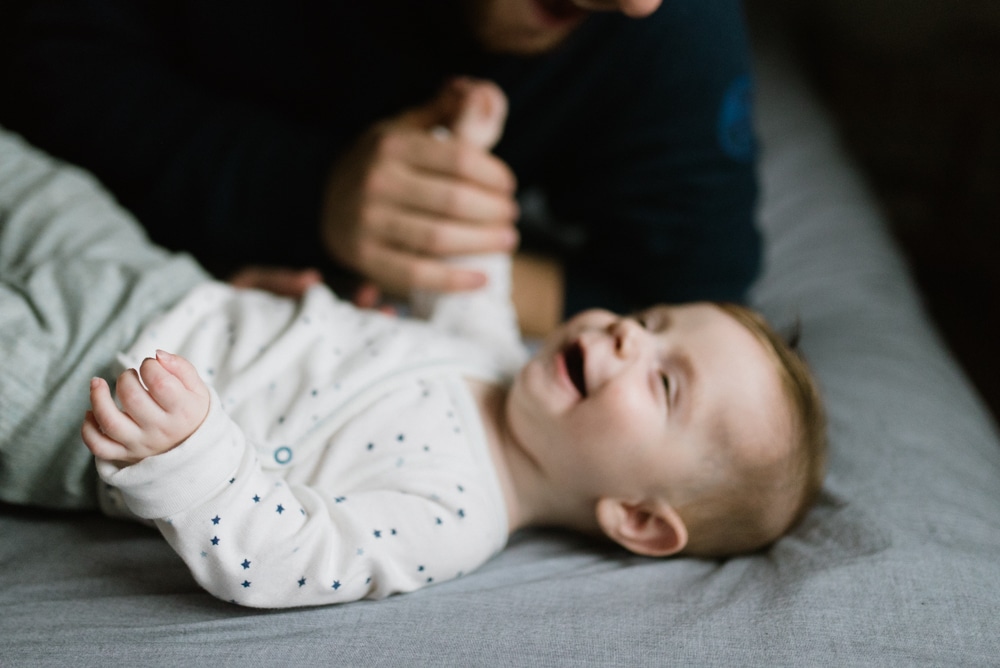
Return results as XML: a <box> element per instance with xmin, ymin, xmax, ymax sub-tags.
<box><xmin>0</xmin><ymin>84</ymin><xmax>824</xmax><ymax>610</ymax></box>
<box><xmin>85</xmin><ymin>298</ymin><xmax>825</xmax><ymax>572</ymax></box>
<box><xmin>79</xmin><ymin>83</ymin><xmax>825</xmax><ymax>607</ymax></box>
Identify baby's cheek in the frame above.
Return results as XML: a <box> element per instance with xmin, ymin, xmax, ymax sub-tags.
<box><xmin>604</xmin><ymin>382</ymin><xmax>658</xmax><ymax>425</ymax></box>
<box><xmin>572</xmin><ymin>396</ymin><xmax>651</xmax><ymax>448</ymax></box>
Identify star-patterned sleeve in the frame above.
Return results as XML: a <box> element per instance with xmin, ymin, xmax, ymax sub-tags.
<box><xmin>95</xmin><ymin>387</ymin><xmax>501</xmax><ymax>608</ymax></box>
<box><xmin>410</xmin><ymin>253</ymin><xmax>527</xmax><ymax>374</ymax></box>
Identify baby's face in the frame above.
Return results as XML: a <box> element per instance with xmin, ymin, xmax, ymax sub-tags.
<box><xmin>506</xmin><ymin>304</ymin><xmax>792</xmax><ymax>504</ymax></box>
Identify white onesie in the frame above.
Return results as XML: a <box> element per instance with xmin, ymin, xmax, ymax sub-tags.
<box><xmin>96</xmin><ymin>256</ymin><xmax>527</xmax><ymax>608</ymax></box>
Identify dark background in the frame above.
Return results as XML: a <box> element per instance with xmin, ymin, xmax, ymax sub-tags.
<box><xmin>767</xmin><ymin>0</ymin><xmax>1000</xmax><ymax>421</ymax></box>
<box><xmin>2</xmin><ymin>0</ymin><xmax>997</xmax><ymax>420</ymax></box>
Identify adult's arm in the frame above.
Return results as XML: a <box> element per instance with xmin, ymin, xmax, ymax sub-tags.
<box><xmin>6</xmin><ymin>0</ymin><xmax>520</xmax><ymax>293</ymax></box>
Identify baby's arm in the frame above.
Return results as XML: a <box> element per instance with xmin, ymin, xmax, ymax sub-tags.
<box><xmin>413</xmin><ymin>252</ymin><xmax>525</xmax><ymax>369</ymax></box>
<box><xmin>93</xmin><ymin>397</ymin><xmax>481</xmax><ymax>608</ymax></box>
<box><xmin>81</xmin><ymin>350</ymin><xmax>210</xmax><ymax>466</ymax></box>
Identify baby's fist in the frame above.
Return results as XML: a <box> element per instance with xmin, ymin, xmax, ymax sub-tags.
<box><xmin>82</xmin><ymin>351</ymin><xmax>210</xmax><ymax>466</ymax></box>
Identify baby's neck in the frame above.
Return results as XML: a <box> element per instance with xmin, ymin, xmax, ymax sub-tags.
<box><xmin>464</xmin><ymin>378</ymin><xmax>598</xmax><ymax>537</ymax></box>
<box><xmin>464</xmin><ymin>379</ymin><xmax>527</xmax><ymax>533</ymax></box>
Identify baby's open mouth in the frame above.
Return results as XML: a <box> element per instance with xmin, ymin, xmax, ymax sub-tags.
<box><xmin>564</xmin><ymin>340</ymin><xmax>587</xmax><ymax>398</ymax></box>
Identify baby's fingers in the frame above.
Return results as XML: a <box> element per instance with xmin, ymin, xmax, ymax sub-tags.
<box><xmin>88</xmin><ymin>377</ymin><xmax>143</xmax><ymax>448</ymax></box>
<box><xmin>154</xmin><ymin>350</ymin><xmax>209</xmax><ymax>397</ymax></box>
<box><xmin>137</xmin><ymin>355</ymin><xmax>192</xmax><ymax>414</ymax></box>
<box><xmin>146</xmin><ymin>352</ymin><xmax>210</xmax><ymax>428</ymax></box>
<box><xmin>113</xmin><ymin>367</ymin><xmax>165</xmax><ymax>429</ymax></box>
<box><xmin>81</xmin><ymin>410</ymin><xmax>134</xmax><ymax>463</ymax></box>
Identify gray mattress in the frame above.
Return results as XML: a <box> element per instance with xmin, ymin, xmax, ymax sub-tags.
<box><xmin>2</xmin><ymin>35</ymin><xmax>999</xmax><ymax>667</ymax></box>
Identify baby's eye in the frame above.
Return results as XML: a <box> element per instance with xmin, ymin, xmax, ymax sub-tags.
<box><xmin>660</xmin><ymin>373</ymin><xmax>671</xmax><ymax>396</ymax></box>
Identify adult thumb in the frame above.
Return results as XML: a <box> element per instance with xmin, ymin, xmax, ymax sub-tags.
<box><xmin>392</xmin><ymin>79</ymin><xmax>466</xmax><ymax>131</ymax></box>
<box><xmin>448</xmin><ymin>78</ymin><xmax>508</xmax><ymax>150</ymax></box>
<box><xmin>394</xmin><ymin>78</ymin><xmax>508</xmax><ymax>150</ymax></box>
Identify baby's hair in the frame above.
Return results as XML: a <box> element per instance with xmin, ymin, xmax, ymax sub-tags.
<box><xmin>676</xmin><ymin>303</ymin><xmax>827</xmax><ymax>557</ymax></box>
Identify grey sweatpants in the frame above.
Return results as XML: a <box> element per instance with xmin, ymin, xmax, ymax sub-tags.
<box><xmin>0</xmin><ymin>128</ymin><xmax>210</xmax><ymax>509</ymax></box>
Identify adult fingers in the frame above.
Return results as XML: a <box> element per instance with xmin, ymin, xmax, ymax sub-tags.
<box><xmin>358</xmin><ymin>241</ymin><xmax>488</xmax><ymax>295</ymax></box>
<box><xmin>448</xmin><ymin>79</ymin><xmax>508</xmax><ymax>150</ymax></box>
<box><xmin>364</xmin><ymin>204</ymin><xmax>519</xmax><ymax>256</ymax></box>
<box><xmin>381</xmin><ymin>130</ymin><xmax>517</xmax><ymax>196</ymax></box>
<box><xmin>229</xmin><ymin>265</ymin><xmax>323</xmax><ymax>298</ymax></box>
<box><xmin>350</xmin><ymin>283</ymin><xmax>400</xmax><ymax>316</ymax></box>
<box><xmin>374</xmin><ymin>159</ymin><xmax>519</xmax><ymax>223</ymax></box>
<box><xmin>352</xmin><ymin>281</ymin><xmax>383</xmax><ymax>309</ymax></box>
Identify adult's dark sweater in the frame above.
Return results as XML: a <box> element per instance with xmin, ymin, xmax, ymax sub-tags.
<box><xmin>3</xmin><ymin>0</ymin><xmax>761</xmax><ymax>316</ymax></box>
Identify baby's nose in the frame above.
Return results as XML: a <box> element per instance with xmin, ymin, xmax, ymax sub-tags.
<box><xmin>608</xmin><ymin>317</ymin><xmax>641</xmax><ymax>359</ymax></box>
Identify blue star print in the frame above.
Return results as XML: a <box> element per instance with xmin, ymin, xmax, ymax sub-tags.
<box><xmin>241</xmin><ymin>580</ymin><xmax>251</xmax><ymax>588</ymax></box>
<box><xmin>276</xmin><ymin>504</ymin><xmax>285</xmax><ymax>514</ymax></box>
<box><xmin>252</xmin><ymin>494</ymin><xmax>260</xmax><ymax>503</ymax></box>
<box><xmin>211</xmin><ymin>536</ymin><xmax>220</xmax><ymax>546</ymax></box>
<box><xmin>331</xmin><ymin>581</ymin><xmax>341</xmax><ymax>590</ymax></box>
<box><xmin>212</xmin><ymin>515</ymin><xmax>221</xmax><ymax>525</ymax></box>
<box><xmin>241</xmin><ymin>559</ymin><xmax>251</xmax><ymax>570</ymax></box>
<box><xmin>298</xmin><ymin>577</ymin><xmax>307</xmax><ymax>587</ymax></box>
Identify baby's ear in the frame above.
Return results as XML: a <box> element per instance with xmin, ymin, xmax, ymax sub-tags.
<box><xmin>595</xmin><ymin>498</ymin><xmax>688</xmax><ymax>557</ymax></box>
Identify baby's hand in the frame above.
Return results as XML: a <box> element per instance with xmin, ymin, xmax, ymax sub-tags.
<box><xmin>81</xmin><ymin>350</ymin><xmax>210</xmax><ymax>466</ymax></box>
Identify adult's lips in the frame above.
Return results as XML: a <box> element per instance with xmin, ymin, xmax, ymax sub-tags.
<box><xmin>533</xmin><ymin>0</ymin><xmax>587</xmax><ymax>25</ymax></box>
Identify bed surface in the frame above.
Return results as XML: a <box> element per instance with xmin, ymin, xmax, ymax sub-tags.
<box><xmin>3</xmin><ymin>32</ymin><xmax>1000</xmax><ymax>667</ymax></box>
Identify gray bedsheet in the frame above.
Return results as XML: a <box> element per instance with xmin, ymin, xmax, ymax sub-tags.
<box><xmin>2</xmin><ymin>35</ymin><xmax>999</xmax><ymax>668</ymax></box>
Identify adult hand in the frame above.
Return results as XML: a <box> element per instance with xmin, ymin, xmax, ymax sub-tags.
<box><xmin>320</xmin><ymin>78</ymin><xmax>519</xmax><ymax>298</ymax></box>
<box><xmin>229</xmin><ymin>265</ymin><xmax>323</xmax><ymax>298</ymax></box>
<box><xmin>230</xmin><ymin>266</ymin><xmax>398</xmax><ymax>315</ymax></box>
